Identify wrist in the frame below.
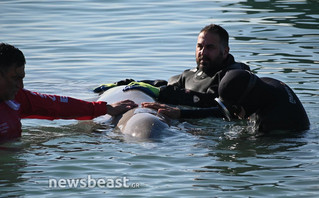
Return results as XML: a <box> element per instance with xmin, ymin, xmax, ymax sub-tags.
<box><xmin>106</xmin><ymin>104</ymin><xmax>114</xmax><ymax>115</ymax></box>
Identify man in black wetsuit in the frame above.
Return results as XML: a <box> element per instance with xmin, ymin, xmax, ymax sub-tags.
<box><xmin>94</xmin><ymin>24</ymin><xmax>250</xmax><ymax>107</ymax></box>
<box><xmin>142</xmin><ymin>70</ymin><xmax>310</xmax><ymax>133</ymax></box>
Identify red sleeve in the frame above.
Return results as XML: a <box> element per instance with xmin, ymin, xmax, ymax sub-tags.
<box><xmin>15</xmin><ymin>89</ymin><xmax>107</xmax><ymax>120</ymax></box>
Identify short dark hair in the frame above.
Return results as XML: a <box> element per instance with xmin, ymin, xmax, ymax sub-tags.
<box><xmin>0</xmin><ymin>43</ymin><xmax>26</xmax><ymax>74</ymax></box>
<box><xmin>200</xmin><ymin>24</ymin><xmax>229</xmax><ymax>49</ymax></box>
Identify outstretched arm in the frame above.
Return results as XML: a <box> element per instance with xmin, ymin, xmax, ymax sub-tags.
<box><xmin>16</xmin><ymin>89</ymin><xmax>137</xmax><ymax>120</ymax></box>
<box><xmin>158</xmin><ymin>85</ymin><xmax>218</xmax><ymax>107</ymax></box>
<box><xmin>142</xmin><ymin>102</ymin><xmax>223</xmax><ymax>119</ymax></box>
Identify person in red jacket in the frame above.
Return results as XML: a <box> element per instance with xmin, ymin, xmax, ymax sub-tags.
<box><xmin>0</xmin><ymin>43</ymin><xmax>137</xmax><ymax>142</ymax></box>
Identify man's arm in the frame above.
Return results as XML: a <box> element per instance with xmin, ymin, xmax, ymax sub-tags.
<box><xmin>16</xmin><ymin>89</ymin><xmax>107</xmax><ymax>120</ymax></box>
<box><xmin>158</xmin><ymin>85</ymin><xmax>218</xmax><ymax>107</ymax></box>
<box><xmin>141</xmin><ymin>102</ymin><xmax>224</xmax><ymax>119</ymax></box>
<box><xmin>180</xmin><ymin>107</ymin><xmax>224</xmax><ymax>118</ymax></box>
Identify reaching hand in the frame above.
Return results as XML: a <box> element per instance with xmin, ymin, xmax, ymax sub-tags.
<box><xmin>106</xmin><ymin>100</ymin><xmax>138</xmax><ymax>116</ymax></box>
<box><xmin>123</xmin><ymin>82</ymin><xmax>160</xmax><ymax>98</ymax></box>
<box><xmin>141</xmin><ymin>102</ymin><xmax>181</xmax><ymax>119</ymax></box>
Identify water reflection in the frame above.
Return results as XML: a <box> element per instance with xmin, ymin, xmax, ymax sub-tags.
<box><xmin>0</xmin><ymin>143</ymin><xmax>27</xmax><ymax>196</ymax></box>
<box><xmin>191</xmin><ymin>129</ymin><xmax>309</xmax><ymax>193</ymax></box>
<box><xmin>242</xmin><ymin>0</ymin><xmax>319</xmax><ymax>29</ymax></box>
<box><xmin>228</xmin><ymin>0</ymin><xmax>319</xmax><ymax>77</ymax></box>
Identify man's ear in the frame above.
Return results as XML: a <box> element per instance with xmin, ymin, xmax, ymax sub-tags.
<box><xmin>223</xmin><ymin>46</ymin><xmax>230</xmax><ymax>59</ymax></box>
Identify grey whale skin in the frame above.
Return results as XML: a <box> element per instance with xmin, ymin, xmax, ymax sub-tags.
<box><xmin>96</xmin><ymin>85</ymin><xmax>170</xmax><ymax>138</ymax></box>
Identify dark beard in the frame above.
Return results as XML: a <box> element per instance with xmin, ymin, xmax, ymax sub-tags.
<box><xmin>197</xmin><ymin>53</ymin><xmax>224</xmax><ymax>76</ymax></box>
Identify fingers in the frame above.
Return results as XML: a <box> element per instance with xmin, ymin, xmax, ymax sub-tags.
<box><xmin>118</xmin><ymin>99</ymin><xmax>137</xmax><ymax>105</ymax></box>
<box><xmin>141</xmin><ymin>102</ymin><xmax>181</xmax><ymax>119</ymax></box>
<box><xmin>158</xmin><ymin>107</ymin><xmax>180</xmax><ymax>119</ymax></box>
<box><xmin>107</xmin><ymin>100</ymin><xmax>137</xmax><ymax>116</ymax></box>
<box><xmin>158</xmin><ymin>108</ymin><xmax>169</xmax><ymax>114</ymax></box>
<box><xmin>114</xmin><ymin>100</ymin><xmax>138</xmax><ymax>110</ymax></box>
<box><xmin>122</xmin><ymin>100</ymin><xmax>138</xmax><ymax>108</ymax></box>
<box><xmin>142</xmin><ymin>102</ymin><xmax>166</xmax><ymax>109</ymax></box>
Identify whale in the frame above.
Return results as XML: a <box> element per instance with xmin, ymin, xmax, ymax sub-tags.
<box><xmin>94</xmin><ymin>85</ymin><xmax>170</xmax><ymax>139</ymax></box>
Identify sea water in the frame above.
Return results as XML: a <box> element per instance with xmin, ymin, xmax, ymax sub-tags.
<box><xmin>0</xmin><ymin>0</ymin><xmax>319</xmax><ymax>197</ymax></box>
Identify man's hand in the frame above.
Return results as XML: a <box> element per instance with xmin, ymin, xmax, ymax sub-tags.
<box><xmin>142</xmin><ymin>102</ymin><xmax>181</xmax><ymax>119</ymax></box>
<box><xmin>106</xmin><ymin>100</ymin><xmax>138</xmax><ymax>116</ymax></box>
<box><xmin>123</xmin><ymin>82</ymin><xmax>160</xmax><ymax>98</ymax></box>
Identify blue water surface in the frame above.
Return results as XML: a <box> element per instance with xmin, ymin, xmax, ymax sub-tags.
<box><xmin>1</xmin><ymin>0</ymin><xmax>319</xmax><ymax>197</ymax></box>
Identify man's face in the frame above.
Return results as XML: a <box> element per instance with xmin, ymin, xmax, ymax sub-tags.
<box><xmin>0</xmin><ymin>65</ymin><xmax>25</xmax><ymax>102</ymax></box>
<box><xmin>195</xmin><ymin>32</ymin><xmax>229</xmax><ymax>75</ymax></box>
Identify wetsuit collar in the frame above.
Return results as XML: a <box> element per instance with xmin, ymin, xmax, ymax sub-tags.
<box><xmin>223</xmin><ymin>54</ymin><xmax>236</xmax><ymax>67</ymax></box>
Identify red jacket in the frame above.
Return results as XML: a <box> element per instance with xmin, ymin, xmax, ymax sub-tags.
<box><xmin>0</xmin><ymin>89</ymin><xmax>107</xmax><ymax>141</ymax></box>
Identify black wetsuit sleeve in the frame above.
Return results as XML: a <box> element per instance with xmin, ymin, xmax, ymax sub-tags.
<box><xmin>139</xmin><ymin>79</ymin><xmax>168</xmax><ymax>87</ymax></box>
<box><xmin>158</xmin><ymin>85</ymin><xmax>218</xmax><ymax>107</ymax></box>
<box><xmin>180</xmin><ymin>107</ymin><xmax>224</xmax><ymax>118</ymax></box>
